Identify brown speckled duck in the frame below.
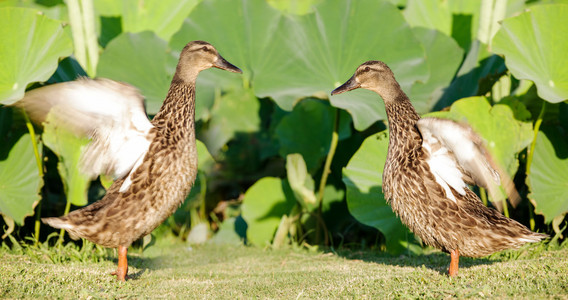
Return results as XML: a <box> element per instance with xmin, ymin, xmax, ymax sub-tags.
<box><xmin>18</xmin><ymin>41</ymin><xmax>242</xmax><ymax>281</ymax></box>
<box><xmin>331</xmin><ymin>61</ymin><xmax>546</xmax><ymax>276</ymax></box>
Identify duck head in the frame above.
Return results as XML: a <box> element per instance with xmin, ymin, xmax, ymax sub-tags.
<box><xmin>331</xmin><ymin>61</ymin><xmax>401</xmax><ymax>103</ymax></box>
<box><xmin>174</xmin><ymin>41</ymin><xmax>242</xmax><ymax>83</ymax></box>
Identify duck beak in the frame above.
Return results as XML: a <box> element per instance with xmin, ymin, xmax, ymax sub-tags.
<box><xmin>331</xmin><ymin>75</ymin><xmax>360</xmax><ymax>95</ymax></box>
<box><xmin>214</xmin><ymin>55</ymin><xmax>242</xmax><ymax>73</ymax></box>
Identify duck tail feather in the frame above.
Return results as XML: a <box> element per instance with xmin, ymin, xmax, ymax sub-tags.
<box><xmin>41</xmin><ymin>217</ymin><xmax>73</xmax><ymax>230</ymax></box>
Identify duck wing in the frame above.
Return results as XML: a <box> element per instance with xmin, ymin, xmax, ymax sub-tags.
<box><xmin>16</xmin><ymin>78</ymin><xmax>154</xmax><ymax>180</ymax></box>
<box><xmin>416</xmin><ymin>117</ymin><xmax>519</xmax><ymax>210</ymax></box>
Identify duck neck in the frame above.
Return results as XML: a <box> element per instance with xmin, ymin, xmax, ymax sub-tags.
<box><xmin>152</xmin><ymin>80</ymin><xmax>196</xmax><ymax>140</ymax></box>
<box><xmin>383</xmin><ymin>91</ymin><xmax>421</xmax><ymax>148</ymax></box>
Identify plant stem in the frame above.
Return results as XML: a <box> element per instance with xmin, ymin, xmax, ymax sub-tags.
<box><xmin>59</xmin><ymin>199</ymin><xmax>73</xmax><ymax>244</ymax></box>
<box><xmin>23</xmin><ymin>112</ymin><xmax>43</xmax><ymax>244</ymax></box>
<box><xmin>479</xmin><ymin>187</ymin><xmax>488</xmax><ymax>206</ymax></box>
<box><xmin>66</xmin><ymin>0</ymin><xmax>86</xmax><ymax>71</ymax></box>
<box><xmin>478</xmin><ymin>0</ymin><xmax>506</xmax><ymax>46</ymax></box>
<box><xmin>80</xmin><ymin>0</ymin><xmax>98</xmax><ymax>76</ymax></box>
<box><xmin>526</xmin><ymin>101</ymin><xmax>546</xmax><ymax>176</ymax></box>
<box><xmin>315</xmin><ymin>108</ymin><xmax>339</xmax><ymax>245</ymax></box>
<box><xmin>66</xmin><ymin>0</ymin><xmax>98</xmax><ymax>76</ymax></box>
<box><xmin>529</xmin><ymin>202</ymin><xmax>536</xmax><ymax>231</ymax></box>
<box><xmin>526</xmin><ymin>100</ymin><xmax>546</xmax><ymax>230</ymax></box>
<box><xmin>198</xmin><ymin>172</ymin><xmax>207</xmax><ymax>221</ymax></box>
<box><xmin>502</xmin><ymin>195</ymin><xmax>510</xmax><ymax>218</ymax></box>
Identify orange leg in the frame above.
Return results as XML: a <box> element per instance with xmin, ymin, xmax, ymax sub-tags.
<box><xmin>111</xmin><ymin>245</ymin><xmax>129</xmax><ymax>281</ymax></box>
<box><xmin>448</xmin><ymin>249</ymin><xmax>459</xmax><ymax>277</ymax></box>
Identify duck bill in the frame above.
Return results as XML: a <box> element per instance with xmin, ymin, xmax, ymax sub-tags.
<box><xmin>214</xmin><ymin>55</ymin><xmax>242</xmax><ymax>73</ymax></box>
<box><xmin>331</xmin><ymin>75</ymin><xmax>360</xmax><ymax>95</ymax></box>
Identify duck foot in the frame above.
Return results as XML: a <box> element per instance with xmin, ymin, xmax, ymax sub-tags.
<box><xmin>448</xmin><ymin>249</ymin><xmax>459</xmax><ymax>277</ymax></box>
<box><xmin>110</xmin><ymin>245</ymin><xmax>129</xmax><ymax>281</ymax></box>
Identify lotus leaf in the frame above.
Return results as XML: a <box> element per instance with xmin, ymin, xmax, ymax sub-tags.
<box><xmin>97</xmin><ymin>32</ymin><xmax>175</xmax><ymax>115</ymax></box>
<box><xmin>42</xmin><ymin>114</ymin><xmax>91</xmax><ymax>206</ymax></box>
<box><xmin>173</xmin><ymin>0</ymin><xmax>428</xmax><ymax>130</ymax></box>
<box><xmin>0</xmin><ymin>132</ymin><xmax>43</xmax><ymax>225</ymax></box>
<box><xmin>492</xmin><ymin>4</ymin><xmax>568</xmax><ymax>103</ymax></box>
<box><xmin>241</xmin><ymin>177</ymin><xmax>296</xmax><ymax>246</ymax></box>
<box><xmin>527</xmin><ymin>125</ymin><xmax>568</xmax><ymax>223</ymax></box>
<box><xmin>0</xmin><ymin>7</ymin><xmax>72</xmax><ymax>104</ymax></box>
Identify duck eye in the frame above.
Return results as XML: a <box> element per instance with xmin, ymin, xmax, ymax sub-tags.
<box><xmin>364</xmin><ymin>66</ymin><xmax>370</xmax><ymax>72</ymax></box>
<box><xmin>201</xmin><ymin>46</ymin><xmax>209</xmax><ymax>52</ymax></box>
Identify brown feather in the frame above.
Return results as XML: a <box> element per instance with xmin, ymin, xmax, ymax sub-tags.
<box><xmin>39</xmin><ymin>41</ymin><xmax>242</xmax><ymax>249</ymax></box>
<box><xmin>332</xmin><ymin>61</ymin><xmax>546</xmax><ymax>259</ymax></box>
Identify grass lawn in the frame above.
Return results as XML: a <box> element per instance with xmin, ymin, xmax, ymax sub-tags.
<box><xmin>1</xmin><ymin>238</ymin><xmax>567</xmax><ymax>299</ymax></box>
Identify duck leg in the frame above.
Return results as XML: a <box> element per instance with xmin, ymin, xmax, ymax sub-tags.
<box><xmin>111</xmin><ymin>245</ymin><xmax>129</xmax><ymax>281</ymax></box>
<box><xmin>448</xmin><ymin>249</ymin><xmax>459</xmax><ymax>277</ymax></box>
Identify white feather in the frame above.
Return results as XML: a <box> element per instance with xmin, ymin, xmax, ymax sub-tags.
<box><xmin>16</xmin><ymin>78</ymin><xmax>154</xmax><ymax>180</ymax></box>
<box><xmin>119</xmin><ymin>151</ymin><xmax>147</xmax><ymax>192</ymax></box>
<box><xmin>421</xmin><ymin>130</ymin><xmax>466</xmax><ymax>203</ymax></box>
<box><xmin>417</xmin><ymin>117</ymin><xmax>515</xmax><ymax>210</ymax></box>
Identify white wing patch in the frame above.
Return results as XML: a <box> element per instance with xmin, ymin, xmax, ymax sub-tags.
<box><xmin>420</xmin><ymin>130</ymin><xmax>466</xmax><ymax>203</ymax></box>
<box><xmin>119</xmin><ymin>149</ymin><xmax>148</xmax><ymax>192</ymax></box>
<box><xmin>16</xmin><ymin>78</ymin><xmax>154</xmax><ymax>181</ymax></box>
<box><xmin>417</xmin><ymin>117</ymin><xmax>515</xmax><ymax>210</ymax></box>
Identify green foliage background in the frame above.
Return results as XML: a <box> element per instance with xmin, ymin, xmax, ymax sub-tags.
<box><xmin>0</xmin><ymin>0</ymin><xmax>567</xmax><ymax>252</ymax></box>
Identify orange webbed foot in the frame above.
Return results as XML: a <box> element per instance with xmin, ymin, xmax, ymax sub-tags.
<box><xmin>111</xmin><ymin>245</ymin><xmax>129</xmax><ymax>282</ymax></box>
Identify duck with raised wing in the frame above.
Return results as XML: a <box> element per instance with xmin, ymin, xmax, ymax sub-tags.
<box><xmin>331</xmin><ymin>61</ymin><xmax>546</xmax><ymax>276</ymax></box>
<box><xmin>17</xmin><ymin>41</ymin><xmax>242</xmax><ymax>281</ymax></box>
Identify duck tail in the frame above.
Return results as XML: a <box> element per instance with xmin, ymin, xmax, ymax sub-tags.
<box><xmin>518</xmin><ymin>231</ymin><xmax>548</xmax><ymax>243</ymax></box>
<box><xmin>41</xmin><ymin>217</ymin><xmax>73</xmax><ymax>230</ymax></box>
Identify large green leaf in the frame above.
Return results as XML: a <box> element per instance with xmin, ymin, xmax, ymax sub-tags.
<box><xmin>527</xmin><ymin>125</ymin><xmax>568</xmax><ymax>223</ymax></box>
<box><xmin>408</xmin><ymin>27</ymin><xmax>464</xmax><ymax>114</ymax></box>
<box><xmin>403</xmin><ymin>0</ymin><xmax>526</xmax><ymax>50</ymax></box>
<box><xmin>97</xmin><ymin>32</ymin><xmax>175</xmax><ymax>115</ymax></box>
<box><xmin>42</xmin><ymin>114</ymin><xmax>91</xmax><ymax>207</ymax></box>
<box><xmin>492</xmin><ymin>4</ymin><xmax>568</xmax><ymax>103</ymax></box>
<box><xmin>286</xmin><ymin>153</ymin><xmax>316</xmax><ymax>209</ymax></box>
<box><xmin>279</xmin><ymin>0</ymin><xmax>428</xmax><ymax>130</ymax></box>
<box><xmin>436</xmin><ymin>40</ymin><xmax>506</xmax><ymax>110</ymax></box>
<box><xmin>173</xmin><ymin>0</ymin><xmax>428</xmax><ymax>130</ymax></box>
<box><xmin>342</xmin><ymin>131</ymin><xmax>419</xmax><ymax>254</ymax></box>
<box><xmin>0</xmin><ymin>1</ymin><xmax>68</xmax><ymax>22</ymax></box>
<box><xmin>0</xmin><ymin>7</ymin><xmax>72</xmax><ymax>104</ymax></box>
<box><xmin>275</xmin><ymin>99</ymin><xmax>336</xmax><ymax>172</ymax></box>
<box><xmin>403</xmin><ymin>0</ymin><xmax>452</xmax><ymax>36</ymax></box>
<box><xmin>404</xmin><ymin>0</ymin><xmax>482</xmax><ymax>51</ymax></box>
<box><xmin>266</xmin><ymin>0</ymin><xmax>322</xmax><ymax>15</ymax></box>
<box><xmin>427</xmin><ymin>96</ymin><xmax>533</xmax><ymax>176</ymax></box>
<box><xmin>119</xmin><ymin>0</ymin><xmax>200</xmax><ymax>42</ymax></box>
<box><xmin>196</xmin><ymin>139</ymin><xmax>215</xmax><ymax>172</ymax></box>
<box><xmin>0</xmin><ymin>132</ymin><xmax>43</xmax><ymax>225</ymax></box>
<box><xmin>241</xmin><ymin>177</ymin><xmax>296</xmax><ymax>246</ymax></box>
<box><xmin>199</xmin><ymin>88</ymin><xmax>261</xmax><ymax>155</ymax></box>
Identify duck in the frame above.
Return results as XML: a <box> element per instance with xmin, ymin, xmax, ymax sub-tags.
<box><xmin>16</xmin><ymin>41</ymin><xmax>242</xmax><ymax>281</ymax></box>
<box><xmin>331</xmin><ymin>61</ymin><xmax>547</xmax><ymax>276</ymax></box>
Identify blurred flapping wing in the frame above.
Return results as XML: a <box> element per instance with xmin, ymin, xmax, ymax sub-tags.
<box><xmin>16</xmin><ymin>78</ymin><xmax>154</xmax><ymax>179</ymax></box>
<box><xmin>417</xmin><ymin>117</ymin><xmax>519</xmax><ymax>210</ymax></box>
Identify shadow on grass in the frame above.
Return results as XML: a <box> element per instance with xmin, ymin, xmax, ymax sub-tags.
<box><xmin>330</xmin><ymin>239</ymin><xmax>555</xmax><ymax>276</ymax></box>
<box><xmin>107</xmin><ymin>254</ymin><xmax>156</xmax><ymax>281</ymax></box>
<box><xmin>330</xmin><ymin>248</ymin><xmax>498</xmax><ymax>276</ymax></box>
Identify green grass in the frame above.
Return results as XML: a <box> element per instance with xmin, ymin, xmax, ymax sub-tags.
<box><xmin>1</xmin><ymin>238</ymin><xmax>567</xmax><ymax>299</ymax></box>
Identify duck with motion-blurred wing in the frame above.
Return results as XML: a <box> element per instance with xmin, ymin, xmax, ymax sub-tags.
<box><xmin>16</xmin><ymin>41</ymin><xmax>242</xmax><ymax>281</ymax></box>
<box><xmin>331</xmin><ymin>61</ymin><xmax>546</xmax><ymax>276</ymax></box>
